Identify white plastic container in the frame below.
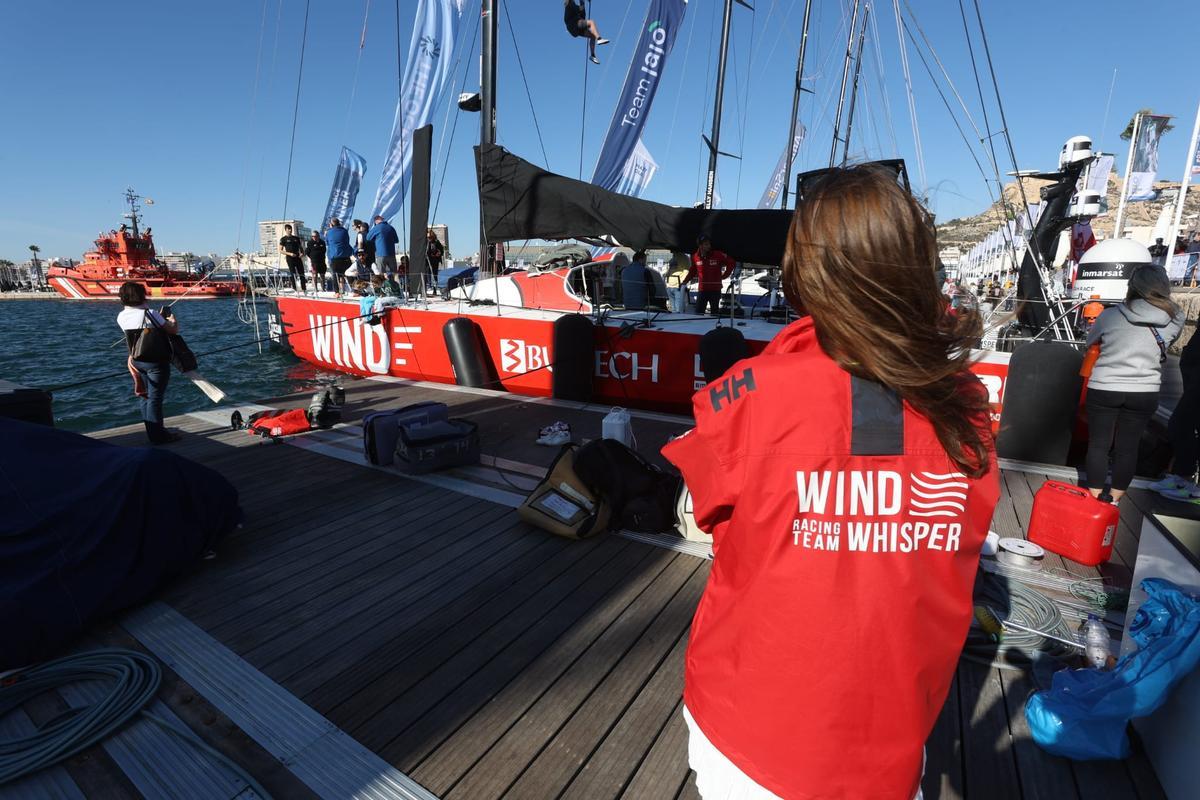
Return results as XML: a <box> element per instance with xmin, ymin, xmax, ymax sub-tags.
<box><xmin>602</xmin><ymin>406</ymin><xmax>633</xmax><ymax>448</ymax></box>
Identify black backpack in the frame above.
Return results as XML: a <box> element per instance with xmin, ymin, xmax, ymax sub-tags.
<box><xmin>574</xmin><ymin>439</ymin><xmax>681</xmax><ymax>534</ymax></box>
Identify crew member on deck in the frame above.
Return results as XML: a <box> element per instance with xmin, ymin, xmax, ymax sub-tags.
<box><xmin>426</xmin><ymin>229</ymin><xmax>445</xmax><ymax>295</ymax></box>
<box><xmin>306</xmin><ymin>229</ymin><xmax>327</xmax><ymax>291</ymax></box>
<box><xmin>664</xmin><ymin>166</ymin><xmax>999</xmax><ymax>799</ymax></box>
<box><xmin>620</xmin><ymin>250</ymin><xmax>655</xmax><ymax>310</ymax></box>
<box><xmin>324</xmin><ymin>218</ymin><xmax>353</xmax><ymax>295</ymax></box>
<box><xmin>279</xmin><ymin>224</ymin><xmax>306</xmax><ymax>293</ymax></box>
<box><xmin>563</xmin><ymin>0</ymin><xmax>609</xmax><ymax>65</ymax></box>
<box><xmin>685</xmin><ymin>235</ymin><xmax>735</xmax><ymax>316</ymax></box>
<box><xmin>367</xmin><ymin>215</ymin><xmax>400</xmax><ymax>280</ymax></box>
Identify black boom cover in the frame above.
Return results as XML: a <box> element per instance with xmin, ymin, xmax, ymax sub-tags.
<box><xmin>996</xmin><ymin>342</ymin><xmax>1083</xmax><ymax>465</ymax></box>
<box><xmin>476</xmin><ymin>144</ymin><xmax>794</xmax><ymax>266</ymax></box>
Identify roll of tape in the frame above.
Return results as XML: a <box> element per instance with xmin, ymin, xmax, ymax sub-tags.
<box><xmin>997</xmin><ymin>537</ymin><xmax>1045</xmax><ymax>569</ymax></box>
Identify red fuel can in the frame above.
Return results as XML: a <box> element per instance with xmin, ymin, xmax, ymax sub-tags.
<box><xmin>1027</xmin><ymin>480</ymin><xmax>1119</xmax><ymax>566</ymax></box>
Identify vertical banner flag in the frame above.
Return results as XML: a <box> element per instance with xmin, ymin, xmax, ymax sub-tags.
<box><xmin>590</xmin><ymin>0</ymin><xmax>688</xmax><ymax>192</ymax></box>
<box><xmin>321</xmin><ymin>147</ymin><xmax>367</xmax><ymax>232</ymax></box>
<box><xmin>1192</xmin><ymin>143</ymin><xmax>1200</xmax><ymax>176</ymax></box>
<box><xmin>372</xmin><ymin>0</ymin><xmax>464</xmax><ymax>222</ymax></box>
<box><xmin>612</xmin><ymin>139</ymin><xmax>660</xmax><ymax>197</ymax></box>
<box><xmin>1085</xmin><ymin>154</ymin><xmax>1114</xmax><ymax>212</ymax></box>
<box><xmin>758</xmin><ymin>127</ymin><xmax>805</xmax><ymax>209</ymax></box>
<box><xmin>1127</xmin><ymin>115</ymin><xmax>1171</xmax><ymax>202</ymax></box>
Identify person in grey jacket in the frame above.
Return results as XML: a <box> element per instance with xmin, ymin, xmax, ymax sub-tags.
<box><xmin>1084</xmin><ymin>265</ymin><xmax>1184</xmax><ymax>504</ymax></box>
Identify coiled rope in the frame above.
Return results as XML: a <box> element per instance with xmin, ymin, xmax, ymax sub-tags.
<box><xmin>0</xmin><ymin>649</ymin><xmax>271</xmax><ymax>797</ymax></box>
<box><xmin>963</xmin><ymin>573</ymin><xmax>1077</xmax><ymax>672</ymax></box>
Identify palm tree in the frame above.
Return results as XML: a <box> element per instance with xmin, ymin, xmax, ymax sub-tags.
<box><xmin>1121</xmin><ymin>109</ymin><xmax>1175</xmax><ymax>141</ymax></box>
<box><xmin>28</xmin><ymin>244</ymin><xmax>44</xmax><ymax>287</ymax></box>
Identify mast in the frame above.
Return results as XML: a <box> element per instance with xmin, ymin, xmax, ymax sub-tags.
<box><xmin>479</xmin><ymin>0</ymin><xmax>498</xmax><ymax>270</ymax></box>
<box><xmin>780</xmin><ymin>0</ymin><xmax>814</xmax><ymax>209</ymax></box>
<box><xmin>828</xmin><ymin>0</ymin><xmax>862</xmax><ymax>168</ymax></box>
<box><xmin>1114</xmin><ymin>111</ymin><xmax>1141</xmax><ymax>239</ymax></box>
<box><xmin>840</xmin><ymin>4</ymin><xmax>871</xmax><ymax>167</ymax></box>
<box><xmin>123</xmin><ymin>187</ymin><xmax>142</xmax><ymax>237</ymax></box>
<box><xmin>1167</xmin><ymin>99</ymin><xmax>1200</xmax><ymax>255</ymax></box>
<box><xmin>704</xmin><ymin>0</ymin><xmax>734</xmax><ymax>210</ymax></box>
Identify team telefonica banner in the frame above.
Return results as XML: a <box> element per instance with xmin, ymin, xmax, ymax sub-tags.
<box><xmin>321</xmin><ymin>147</ymin><xmax>367</xmax><ymax>232</ymax></box>
<box><xmin>1127</xmin><ymin>115</ymin><xmax>1172</xmax><ymax>202</ymax></box>
<box><xmin>371</xmin><ymin>0</ymin><xmax>464</xmax><ymax>222</ymax></box>
<box><xmin>758</xmin><ymin>127</ymin><xmax>805</xmax><ymax>209</ymax></box>
<box><xmin>590</xmin><ymin>0</ymin><xmax>687</xmax><ymax>192</ymax></box>
<box><xmin>591</xmin><ymin>141</ymin><xmax>659</xmax><ymax>256</ymax></box>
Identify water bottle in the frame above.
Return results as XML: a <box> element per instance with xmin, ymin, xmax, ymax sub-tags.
<box><xmin>1082</xmin><ymin>614</ymin><xmax>1110</xmax><ymax>669</ymax></box>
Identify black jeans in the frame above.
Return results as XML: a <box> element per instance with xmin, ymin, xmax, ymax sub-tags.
<box><xmin>1168</xmin><ymin>369</ymin><xmax>1200</xmax><ymax>479</ymax></box>
<box><xmin>286</xmin><ymin>256</ymin><xmax>307</xmax><ymax>292</ymax></box>
<box><xmin>696</xmin><ymin>290</ymin><xmax>722</xmax><ymax>316</ymax></box>
<box><xmin>1086</xmin><ymin>389</ymin><xmax>1158</xmax><ymax>491</ymax></box>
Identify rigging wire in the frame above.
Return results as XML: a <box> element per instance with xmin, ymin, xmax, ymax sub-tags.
<box><xmin>866</xmin><ymin>5</ymin><xmax>898</xmax><ymax>155</ymax></box>
<box><xmin>251</xmin><ymin>0</ymin><xmax>286</xmax><ymax>233</ymax></box>
<box><xmin>431</xmin><ymin>6</ymin><xmax>481</xmax><ymax>222</ymax></box>
<box><xmin>1098</xmin><ymin>67</ymin><xmax>1118</xmax><ymax>153</ymax></box>
<box><xmin>342</xmin><ymin>0</ymin><xmax>373</xmax><ymax>144</ymax></box>
<box><xmin>579</xmin><ymin>51</ymin><xmax>590</xmax><ymax>180</ymax></box>
<box><xmin>663</xmin><ymin>2</ymin><xmax>700</xmax><ymax>164</ymax></box>
<box><xmin>501</xmin><ymin>0</ymin><xmax>551</xmax><ymax>171</ymax></box>
<box><xmin>969</xmin><ymin>0</ymin><xmax>1044</xmax><ymax>271</ymax></box>
<box><xmin>889</xmin><ymin>0</ymin><xmax>926</xmax><ymax>198</ymax></box>
<box><xmin>281</xmin><ymin>0</ymin><xmax>312</xmax><ymax>221</ymax></box>
<box><xmin>235</xmin><ymin>0</ymin><xmax>271</xmax><ymax>255</ymax></box>
<box><xmin>395</xmin><ymin>0</ymin><xmax>407</xmax><ymax>250</ymax></box>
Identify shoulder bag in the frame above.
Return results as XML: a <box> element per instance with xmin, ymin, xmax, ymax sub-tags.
<box><xmin>130</xmin><ymin>310</ymin><xmax>173</xmax><ymax>364</ymax></box>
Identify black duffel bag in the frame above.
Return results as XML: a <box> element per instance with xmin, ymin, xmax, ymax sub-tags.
<box><xmin>574</xmin><ymin>438</ymin><xmax>681</xmax><ymax>534</ymax></box>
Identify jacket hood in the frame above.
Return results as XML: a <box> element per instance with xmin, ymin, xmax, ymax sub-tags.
<box><xmin>1118</xmin><ymin>299</ymin><xmax>1173</xmax><ymax>327</ymax></box>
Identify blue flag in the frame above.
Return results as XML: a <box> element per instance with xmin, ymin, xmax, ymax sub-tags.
<box><xmin>371</xmin><ymin>0</ymin><xmax>464</xmax><ymax>222</ymax></box>
<box><xmin>590</xmin><ymin>0</ymin><xmax>687</xmax><ymax>192</ymax></box>
<box><xmin>757</xmin><ymin>128</ymin><xmax>805</xmax><ymax>209</ymax></box>
<box><xmin>591</xmin><ymin>142</ymin><xmax>659</xmax><ymax>257</ymax></box>
<box><xmin>321</xmin><ymin>147</ymin><xmax>367</xmax><ymax>231</ymax></box>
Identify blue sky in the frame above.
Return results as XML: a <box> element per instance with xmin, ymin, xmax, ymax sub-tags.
<box><xmin>2</xmin><ymin>0</ymin><xmax>1197</xmax><ymax>263</ymax></box>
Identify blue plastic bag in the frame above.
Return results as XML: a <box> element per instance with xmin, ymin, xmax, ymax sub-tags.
<box><xmin>1025</xmin><ymin>578</ymin><xmax>1200</xmax><ymax>759</ymax></box>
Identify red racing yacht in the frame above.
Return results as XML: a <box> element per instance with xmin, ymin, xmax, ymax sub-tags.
<box><xmin>47</xmin><ymin>189</ymin><xmax>243</xmax><ymax>300</ymax></box>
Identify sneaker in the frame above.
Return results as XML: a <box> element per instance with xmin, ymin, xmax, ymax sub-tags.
<box><xmin>1149</xmin><ymin>474</ymin><xmax>1189</xmax><ymax>493</ymax></box>
<box><xmin>597</xmin><ymin>38</ymin><xmax>610</xmax><ymax>46</ymax></box>
<box><xmin>537</xmin><ymin>430</ymin><xmax>571</xmax><ymax>446</ymax></box>
<box><xmin>590</xmin><ymin>55</ymin><xmax>600</xmax><ymax>65</ymax></box>
<box><xmin>1160</xmin><ymin>480</ymin><xmax>1200</xmax><ymax>501</ymax></box>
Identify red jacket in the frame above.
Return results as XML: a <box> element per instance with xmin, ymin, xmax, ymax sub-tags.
<box><xmin>663</xmin><ymin>317</ymin><xmax>998</xmax><ymax>799</ymax></box>
<box><xmin>687</xmin><ymin>249</ymin><xmax>736</xmax><ymax>291</ymax></box>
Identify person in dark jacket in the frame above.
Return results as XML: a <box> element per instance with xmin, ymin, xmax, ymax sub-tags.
<box><xmin>1152</xmin><ymin>327</ymin><xmax>1200</xmax><ymax>499</ymax></box>
<box><xmin>563</xmin><ymin>0</ymin><xmax>609</xmax><ymax>64</ymax></box>
<box><xmin>279</xmin><ymin>224</ymin><xmax>306</xmax><ymax>293</ymax></box>
<box><xmin>324</xmin><ymin>219</ymin><xmax>352</xmax><ymax>295</ymax></box>
<box><xmin>620</xmin><ymin>250</ymin><xmax>655</xmax><ymax>310</ymax></box>
<box><xmin>305</xmin><ymin>230</ymin><xmax>327</xmax><ymax>291</ymax></box>
<box><xmin>426</xmin><ymin>229</ymin><xmax>445</xmax><ymax>295</ymax></box>
<box><xmin>367</xmin><ymin>215</ymin><xmax>400</xmax><ymax>279</ymax></box>
<box><xmin>1084</xmin><ymin>264</ymin><xmax>1184</xmax><ymax>504</ymax></box>
<box><xmin>353</xmin><ymin>220</ymin><xmax>377</xmax><ymax>276</ymax></box>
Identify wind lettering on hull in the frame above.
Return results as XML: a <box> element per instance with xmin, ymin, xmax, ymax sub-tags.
<box><xmin>393</xmin><ymin>325</ymin><xmax>421</xmax><ymax>366</ymax></box>
<box><xmin>308</xmin><ymin>314</ymin><xmax>389</xmax><ymax>374</ymax></box>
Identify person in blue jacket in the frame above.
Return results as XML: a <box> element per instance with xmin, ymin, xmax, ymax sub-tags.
<box><xmin>324</xmin><ymin>218</ymin><xmax>353</xmax><ymax>295</ymax></box>
<box><xmin>367</xmin><ymin>215</ymin><xmax>400</xmax><ymax>280</ymax></box>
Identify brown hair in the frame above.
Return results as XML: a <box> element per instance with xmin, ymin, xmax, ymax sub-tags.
<box><xmin>119</xmin><ymin>280</ymin><xmax>146</xmax><ymax>306</ymax></box>
<box><xmin>1125</xmin><ymin>264</ymin><xmax>1179</xmax><ymax>318</ymax></box>
<box><xmin>782</xmin><ymin>165</ymin><xmax>991</xmax><ymax>477</ymax></box>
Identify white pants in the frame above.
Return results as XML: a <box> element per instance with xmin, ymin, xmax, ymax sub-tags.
<box><xmin>683</xmin><ymin>707</ymin><xmax>924</xmax><ymax>800</ymax></box>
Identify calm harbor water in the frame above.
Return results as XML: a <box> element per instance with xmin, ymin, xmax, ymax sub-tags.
<box><xmin>0</xmin><ymin>297</ymin><xmax>328</xmax><ymax>432</ymax></box>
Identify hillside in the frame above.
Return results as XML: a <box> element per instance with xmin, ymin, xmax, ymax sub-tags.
<box><xmin>936</xmin><ymin>172</ymin><xmax>1200</xmax><ymax>252</ymax></box>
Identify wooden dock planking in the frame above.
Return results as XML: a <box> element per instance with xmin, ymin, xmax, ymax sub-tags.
<box><xmin>369</xmin><ymin>544</ymin><xmax>674</xmax><ymax>767</ymax></box>
<box><xmin>617</xmin><ymin>698</ymin><xmax>693</xmax><ymax>800</ymax></box>
<box><xmin>424</xmin><ymin>558</ymin><xmax>703</xmax><ymax>798</ymax></box>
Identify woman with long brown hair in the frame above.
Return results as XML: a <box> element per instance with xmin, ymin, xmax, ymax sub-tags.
<box><xmin>664</xmin><ymin>165</ymin><xmax>1000</xmax><ymax>799</ymax></box>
